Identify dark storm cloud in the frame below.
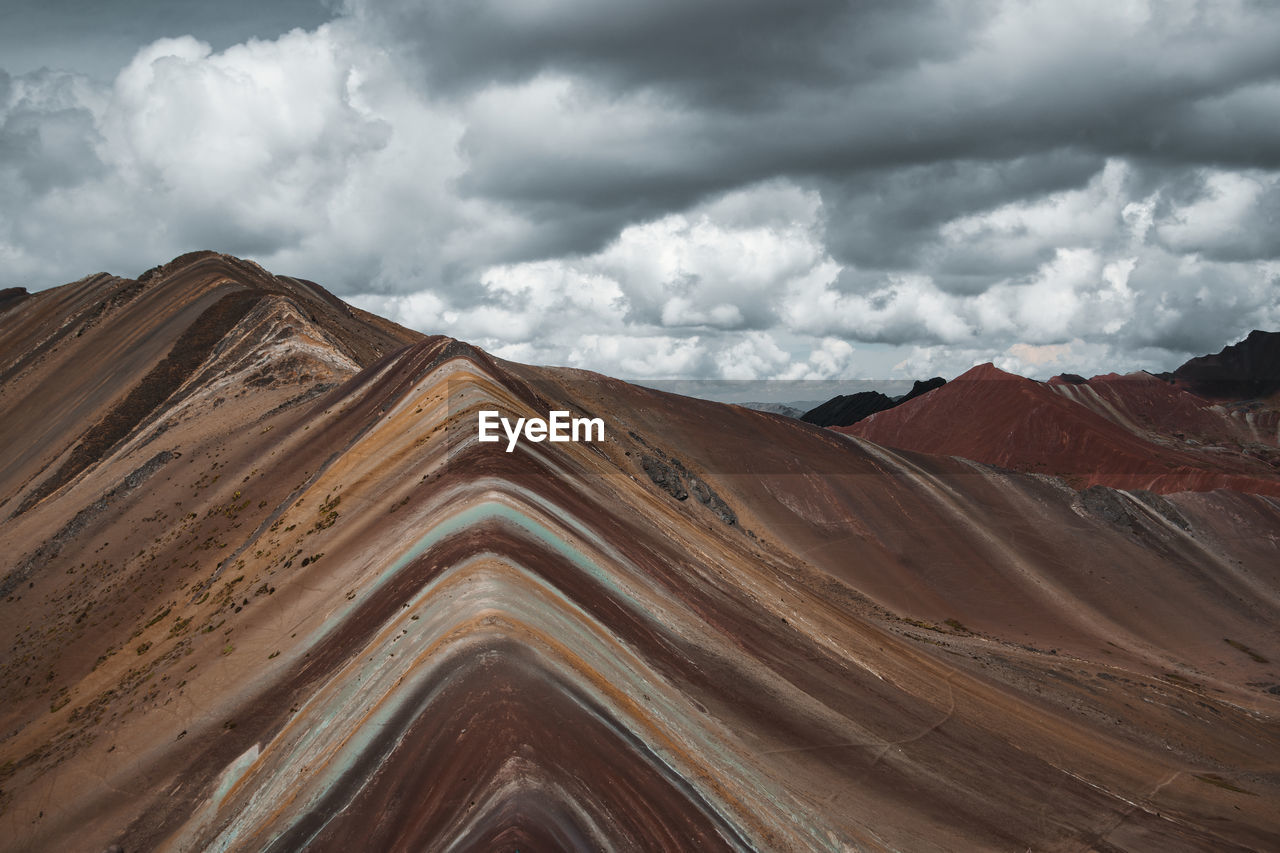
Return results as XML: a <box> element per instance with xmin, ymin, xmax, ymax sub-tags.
<box><xmin>345</xmin><ymin>0</ymin><xmax>1280</xmax><ymax>269</ymax></box>
<box><xmin>355</xmin><ymin>0</ymin><xmax>971</xmax><ymax>107</ymax></box>
<box><xmin>0</xmin><ymin>0</ymin><xmax>335</xmax><ymax>77</ymax></box>
<box><xmin>814</xmin><ymin>150</ymin><xmax>1106</xmax><ymax>276</ymax></box>
<box><xmin>0</xmin><ymin>69</ymin><xmax>105</xmax><ymax>194</ymax></box>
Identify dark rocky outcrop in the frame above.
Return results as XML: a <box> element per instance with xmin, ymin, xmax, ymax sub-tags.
<box><xmin>1165</xmin><ymin>329</ymin><xmax>1280</xmax><ymax>400</ymax></box>
<box><xmin>801</xmin><ymin>376</ymin><xmax>945</xmax><ymax>428</ymax></box>
<box><xmin>639</xmin><ymin>453</ymin><xmax>736</xmax><ymax>525</ymax></box>
<box><xmin>640</xmin><ymin>454</ymin><xmax>688</xmax><ymax>501</ymax></box>
<box><xmin>0</xmin><ymin>286</ymin><xmax>30</xmax><ymax>316</ymax></box>
<box><xmin>901</xmin><ymin>376</ymin><xmax>947</xmax><ymax>403</ymax></box>
<box><xmin>801</xmin><ymin>390</ymin><xmax>895</xmax><ymax>428</ymax></box>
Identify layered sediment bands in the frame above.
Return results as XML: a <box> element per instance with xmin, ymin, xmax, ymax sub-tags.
<box><xmin>0</xmin><ymin>252</ymin><xmax>418</xmax><ymax>516</ymax></box>
<box><xmin>2</xmin><ymin>258</ymin><xmax>1280</xmax><ymax>852</ymax></box>
<box><xmin>14</xmin><ymin>290</ymin><xmax>265</xmax><ymax>515</ymax></box>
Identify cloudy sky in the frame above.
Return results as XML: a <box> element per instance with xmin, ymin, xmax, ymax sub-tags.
<box><xmin>3</xmin><ymin>1</ymin><xmax>1279</xmax><ymax>380</ymax></box>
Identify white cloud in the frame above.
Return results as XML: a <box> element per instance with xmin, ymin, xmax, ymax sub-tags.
<box><xmin>347</xmin><ymin>290</ymin><xmax>447</xmax><ymax>331</ymax></box>
<box><xmin>392</xmin><ymin>180</ymin><xmax>844</xmax><ymax>378</ymax></box>
<box><xmin>566</xmin><ymin>333</ymin><xmax>709</xmax><ymax>377</ymax></box>
<box><xmin>586</xmin><ymin>181</ymin><xmax>827</xmax><ymax>330</ymax></box>
<box><xmin>1156</xmin><ymin>170</ymin><xmax>1280</xmax><ymax>260</ymax></box>
<box><xmin>2</xmin><ymin>22</ymin><xmax>466</xmax><ymax>292</ymax></box>
<box><xmin>713</xmin><ymin>332</ymin><xmax>790</xmax><ymax>380</ymax></box>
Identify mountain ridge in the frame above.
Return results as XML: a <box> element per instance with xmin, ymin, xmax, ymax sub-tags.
<box><xmin>845</xmin><ymin>353</ymin><xmax>1280</xmax><ymax>495</ymax></box>
<box><xmin>1163</xmin><ymin>329</ymin><xmax>1280</xmax><ymax>400</ymax></box>
<box><xmin>799</xmin><ymin>376</ymin><xmax>946</xmax><ymax>428</ymax></box>
<box><xmin>2</xmin><ymin>254</ymin><xmax>1278</xmax><ymax>852</ymax></box>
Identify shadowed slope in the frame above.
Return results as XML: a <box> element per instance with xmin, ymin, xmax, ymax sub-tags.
<box><xmin>801</xmin><ymin>377</ymin><xmax>945</xmax><ymax>428</ymax></box>
<box><xmin>1168</xmin><ymin>330</ymin><xmax>1280</xmax><ymax>401</ymax></box>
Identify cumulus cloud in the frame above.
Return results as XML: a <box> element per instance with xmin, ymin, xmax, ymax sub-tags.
<box><xmin>2</xmin><ymin>23</ymin><xmax>466</xmax><ymax>292</ymax></box>
<box><xmin>3</xmin><ymin>0</ymin><xmax>1280</xmax><ymax>380</ymax></box>
<box><xmin>1155</xmin><ymin>170</ymin><xmax>1280</xmax><ymax>261</ymax></box>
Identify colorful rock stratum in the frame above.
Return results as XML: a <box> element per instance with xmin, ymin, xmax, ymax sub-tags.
<box><xmin>2</xmin><ymin>253</ymin><xmax>1279</xmax><ymax>852</ymax></box>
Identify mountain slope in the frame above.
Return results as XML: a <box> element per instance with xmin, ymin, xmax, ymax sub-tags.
<box><xmin>0</xmin><ymin>250</ymin><xmax>420</xmax><ymax>524</ymax></box>
<box><xmin>1166</xmin><ymin>329</ymin><xmax>1280</xmax><ymax>400</ymax></box>
<box><xmin>845</xmin><ymin>362</ymin><xmax>1280</xmax><ymax>495</ymax></box>
<box><xmin>1</xmin><ymin>256</ymin><xmax>1279</xmax><ymax>852</ymax></box>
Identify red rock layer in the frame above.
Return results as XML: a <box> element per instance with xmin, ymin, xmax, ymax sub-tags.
<box><xmin>845</xmin><ymin>363</ymin><xmax>1280</xmax><ymax>495</ymax></box>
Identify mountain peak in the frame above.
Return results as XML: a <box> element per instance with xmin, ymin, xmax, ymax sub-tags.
<box><xmin>1170</xmin><ymin>329</ymin><xmax>1280</xmax><ymax>400</ymax></box>
<box><xmin>955</xmin><ymin>361</ymin><xmax>1023</xmax><ymax>381</ymax></box>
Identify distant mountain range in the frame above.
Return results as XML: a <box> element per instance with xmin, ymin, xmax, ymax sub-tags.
<box><xmin>843</xmin><ymin>334</ymin><xmax>1280</xmax><ymax>495</ymax></box>
<box><xmin>737</xmin><ymin>401</ymin><xmax>805</xmax><ymax>418</ymax></box>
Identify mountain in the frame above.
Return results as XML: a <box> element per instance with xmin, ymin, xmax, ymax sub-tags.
<box><xmin>737</xmin><ymin>401</ymin><xmax>804</xmax><ymax>418</ymax></box>
<box><xmin>1165</xmin><ymin>329</ymin><xmax>1280</xmax><ymax>400</ymax></box>
<box><xmin>0</xmin><ymin>251</ymin><xmax>419</xmax><ymax>526</ymax></box>
<box><xmin>800</xmin><ymin>377</ymin><xmax>945</xmax><ymax>428</ymax></box>
<box><xmin>0</xmin><ymin>288</ymin><xmax>29</xmax><ymax>315</ymax></box>
<box><xmin>845</xmin><ymin>361</ymin><xmax>1280</xmax><ymax>495</ymax></box>
<box><xmin>2</xmin><ymin>254</ymin><xmax>1279</xmax><ymax>852</ymax></box>
<box><xmin>801</xmin><ymin>389</ymin><xmax>893</xmax><ymax>427</ymax></box>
